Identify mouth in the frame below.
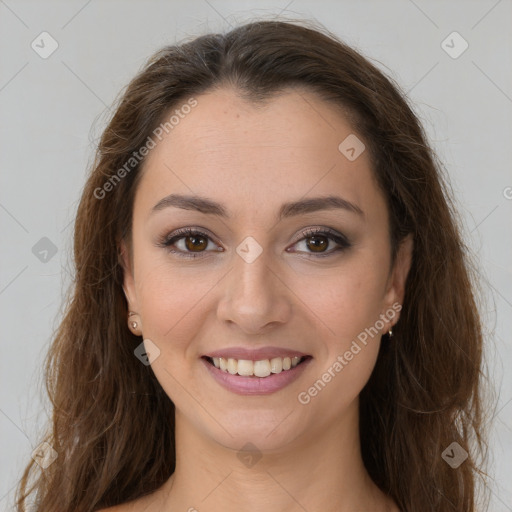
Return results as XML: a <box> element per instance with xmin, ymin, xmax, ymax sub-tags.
<box><xmin>201</xmin><ymin>355</ymin><xmax>312</xmax><ymax>378</ymax></box>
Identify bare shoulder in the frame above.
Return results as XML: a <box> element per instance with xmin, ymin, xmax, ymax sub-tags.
<box><xmin>95</xmin><ymin>497</ymin><xmax>148</xmax><ymax>512</ymax></box>
<box><xmin>95</xmin><ymin>489</ymin><xmax>163</xmax><ymax>512</ymax></box>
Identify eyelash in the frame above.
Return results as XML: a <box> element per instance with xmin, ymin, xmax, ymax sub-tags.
<box><xmin>157</xmin><ymin>227</ymin><xmax>351</xmax><ymax>260</ymax></box>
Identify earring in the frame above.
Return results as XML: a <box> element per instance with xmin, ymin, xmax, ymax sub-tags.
<box><xmin>128</xmin><ymin>311</ymin><xmax>141</xmax><ymax>334</ymax></box>
<box><xmin>387</xmin><ymin>327</ymin><xmax>394</xmax><ymax>338</ymax></box>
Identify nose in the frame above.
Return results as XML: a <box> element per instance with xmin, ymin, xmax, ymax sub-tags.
<box><xmin>216</xmin><ymin>246</ymin><xmax>293</xmax><ymax>335</ymax></box>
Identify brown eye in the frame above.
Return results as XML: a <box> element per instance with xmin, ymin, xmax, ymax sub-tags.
<box><xmin>184</xmin><ymin>234</ymin><xmax>208</xmax><ymax>252</ymax></box>
<box><xmin>158</xmin><ymin>228</ymin><xmax>223</xmax><ymax>259</ymax></box>
<box><xmin>306</xmin><ymin>235</ymin><xmax>329</xmax><ymax>252</ymax></box>
<box><xmin>289</xmin><ymin>227</ymin><xmax>351</xmax><ymax>257</ymax></box>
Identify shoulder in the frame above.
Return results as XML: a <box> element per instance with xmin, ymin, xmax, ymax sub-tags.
<box><xmin>96</xmin><ymin>501</ymin><xmax>138</xmax><ymax>512</ymax></box>
<box><xmin>96</xmin><ymin>492</ymin><xmax>158</xmax><ymax>512</ymax></box>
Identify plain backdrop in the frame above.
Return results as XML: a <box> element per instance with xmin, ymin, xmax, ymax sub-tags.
<box><xmin>1</xmin><ymin>0</ymin><xmax>511</xmax><ymax>510</ymax></box>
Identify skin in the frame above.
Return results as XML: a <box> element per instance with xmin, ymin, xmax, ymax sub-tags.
<box><xmin>108</xmin><ymin>87</ymin><xmax>413</xmax><ymax>512</ymax></box>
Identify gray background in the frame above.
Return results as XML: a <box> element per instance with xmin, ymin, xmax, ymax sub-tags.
<box><xmin>1</xmin><ymin>0</ymin><xmax>511</xmax><ymax>510</ymax></box>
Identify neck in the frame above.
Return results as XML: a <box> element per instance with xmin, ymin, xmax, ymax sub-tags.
<box><xmin>154</xmin><ymin>400</ymin><xmax>396</xmax><ymax>512</ymax></box>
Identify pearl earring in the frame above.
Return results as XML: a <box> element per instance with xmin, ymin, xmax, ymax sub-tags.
<box><xmin>128</xmin><ymin>311</ymin><xmax>139</xmax><ymax>332</ymax></box>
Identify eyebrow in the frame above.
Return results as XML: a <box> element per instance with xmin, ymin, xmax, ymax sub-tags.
<box><xmin>151</xmin><ymin>194</ymin><xmax>364</xmax><ymax>220</ymax></box>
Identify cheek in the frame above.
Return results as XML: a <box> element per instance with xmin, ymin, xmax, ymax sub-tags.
<box><xmin>289</xmin><ymin>255</ymin><xmax>388</xmax><ymax>405</ymax></box>
<box><xmin>134</xmin><ymin>263</ymin><xmax>217</xmax><ymax>409</ymax></box>
<box><xmin>293</xmin><ymin>268</ymin><xmax>385</xmax><ymax>413</ymax></box>
<box><xmin>290</xmin><ymin>255</ymin><xmax>388</xmax><ymax>345</ymax></box>
<box><xmin>141</xmin><ymin>270</ymin><xmax>216</xmax><ymax>340</ymax></box>
<box><xmin>135</xmin><ymin>260</ymin><xmax>217</xmax><ymax>353</ymax></box>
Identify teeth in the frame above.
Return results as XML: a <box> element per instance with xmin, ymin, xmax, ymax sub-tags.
<box><xmin>254</xmin><ymin>360</ymin><xmax>271</xmax><ymax>377</ymax></box>
<box><xmin>227</xmin><ymin>358</ymin><xmax>237</xmax><ymax>375</ymax></box>
<box><xmin>270</xmin><ymin>357</ymin><xmax>282</xmax><ymax>373</ymax></box>
<box><xmin>237</xmin><ymin>359</ymin><xmax>254</xmax><ymax>376</ymax></box>
<box><xmin>210</xmin><ymin>356</ymin><xmax>305</xmax><ymax>377</ymax></box>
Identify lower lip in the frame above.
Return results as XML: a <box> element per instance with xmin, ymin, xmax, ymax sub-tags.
<box><xmin>201</xmin><ymin>357</ymin><xmax>312</xmax><ymax>395</ymax></box>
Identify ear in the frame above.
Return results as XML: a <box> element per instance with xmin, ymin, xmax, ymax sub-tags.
<box><xmin>382</xmin><ymin>234</ymin><xmax>413</xmax><ymax>325</ymax></box>
<box><xmin>118</xmin><ymin>239</ymin><xmax>139</xmax><ymax>312</ymax></box>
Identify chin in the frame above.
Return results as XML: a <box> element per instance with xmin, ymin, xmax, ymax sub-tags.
<box><xmin>204</xmin><ymin>410</ymin><xmax>307</xmax><ymax>453</ymax></box>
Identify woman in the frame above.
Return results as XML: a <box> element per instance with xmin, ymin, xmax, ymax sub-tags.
<box><xmin>16</xmin><ymin>19</ymin><xmax>487</xmax><ymax>512</ymax></box>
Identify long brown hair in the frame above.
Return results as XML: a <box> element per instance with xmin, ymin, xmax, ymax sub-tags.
<box><xmin>16</xmin><ymin>19</ymin><xmax>489</xmax><ymax>512</ymax></box>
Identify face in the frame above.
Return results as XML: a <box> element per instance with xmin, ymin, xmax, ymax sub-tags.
<box><xmin>121</xmin><ymin>87</ymin><xmax>412</xmax><ymax>451</ymax></box>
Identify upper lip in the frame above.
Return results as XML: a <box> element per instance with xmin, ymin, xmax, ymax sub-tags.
<box><xmin>203</xmin><ymin>346</ymin><xmax>311</xmax><ymax>360</ymax></box>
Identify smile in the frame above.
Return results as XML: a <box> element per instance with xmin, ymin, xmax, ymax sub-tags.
<box><xmin>204</xmin><ymin>355</ymin><xmax>308</xmax><ymax>377</ymax></box>
<box><xmin>201</xmin><ymin>355</ymin><xmax>312</xmax><ymax>395</ymax></box>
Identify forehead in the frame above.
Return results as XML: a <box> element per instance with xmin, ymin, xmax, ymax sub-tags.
<box><xmin>135</xmin><ymin>87</ymin><xmax>384</xmax><ymax>221</ymax></box>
